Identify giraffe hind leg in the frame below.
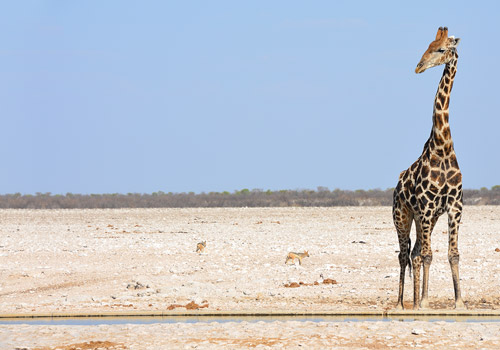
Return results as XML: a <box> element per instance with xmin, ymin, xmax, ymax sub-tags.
<box><xmin>407</xmin><ymin>236</ymin><xmax>412</xmax><ymax>277</ymax></box>
<box><xmin>448</xmin><ymin>201</ymin><xmax>466</xmax><ymax>309</ymax></box>
<box><xmin>393</xmin><ymin>200</ymin><xmax>413</xmax><ymax>310</ymax></box>
<box><xmin>411</xmin><ymin>217</ymin><xmax>424</xmax><ymax>310</ymax></box>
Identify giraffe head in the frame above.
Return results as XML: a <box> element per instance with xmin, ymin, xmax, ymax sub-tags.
<box><xmin>415</xmin><ymin>27</ymin><xmax>460</xmax><ymax>74</ymax></box>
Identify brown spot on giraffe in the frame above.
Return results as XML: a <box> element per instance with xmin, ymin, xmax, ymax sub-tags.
<box><xmin>434</xmin><ymin>114</ymin><xmax>444</xmax><ymax>130</ymax></box>
<box><xmin>438</xmin><ymin>93</ymin><xmax>446</xmax><ymax>106</ymax></box>
<box><xmin>429</xmin><ymin>184</ymin><xmax>439</xmax><ymax>193</ymax></box>
<box><xmin>434</xmin><ymin>132</ymin><xmax>445</xmax><ymax>146</ymax></box>
<box><xmin>448</xmin><ymin>172</ymin><xmax>462</xmax><ymax>186</ymax></box>
<box><xmin>449</xmin><ymin>154</ymin><xmax>459</xmax><ymax>168</ymax></box>
<box><xmin>430</xmin><ymin>156</ymin><xmax>440</xmax><ymax>167</ymax></box>
<box><xmin>430</xmin><ymin>170</ymin><xmax>440</xmax><ymax>182</ymax></box>
<box><xmin>444</xmin><ymin>143</ymin><xmax>453</xmax><ymax>154</ymax></box>
<box><xmin>421</xmin><ymin>165</ymin><xmax>430</xmax><ymax>178</ymax></box>
<box><xmin>444</xmin><ymin>158</ymin><xmax>451</xmax><ymax>170</ymax></box>
<box><xmin>442</xmin><ymin>128</ymin><xmax>450</xmax><ymax>139</ymax></box>
<box><xmin>393</xmin><ymin>26</ymin><xmax>465</xmax><ymax>311</ymax></box>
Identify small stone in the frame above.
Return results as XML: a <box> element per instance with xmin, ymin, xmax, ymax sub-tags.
<box><xmin>322</xmin><ymin>278</ymin><xmax>337</xmax><ymax>285</ymax></box>
<box><xmin>411</xmin><ymin>328</ymin><xmax>426</xmax><ymax>335</ymax></box>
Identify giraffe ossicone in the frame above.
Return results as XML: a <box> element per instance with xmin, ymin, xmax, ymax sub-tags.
<box><xmin>393</xmin><ymin>26</ymin><xmax>465</xmax><ymax>310</ymax></box>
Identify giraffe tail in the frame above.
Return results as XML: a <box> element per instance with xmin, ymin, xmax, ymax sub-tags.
<box><xmin>407</xmin><ymin>237</ymin><xmax>412</xmax><ymax>278</ymax></box>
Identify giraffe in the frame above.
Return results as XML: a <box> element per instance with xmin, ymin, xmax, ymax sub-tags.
<box><xmin>392</xmin><ymin>27</ymin><xmax>465</xmax><ymax>310</ymax></box>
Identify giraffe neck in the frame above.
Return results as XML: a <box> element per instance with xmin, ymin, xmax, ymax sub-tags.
<box><xmin>430</xmin><ymin>51</ymin><xmax>458</xmax><ymax>152</ymax></box>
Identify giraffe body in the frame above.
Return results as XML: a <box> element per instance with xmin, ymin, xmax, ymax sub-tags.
<box><xmin>393</xmin><ymin>27</ymin><xmax>465</xmax><ymax>310</ymax></box>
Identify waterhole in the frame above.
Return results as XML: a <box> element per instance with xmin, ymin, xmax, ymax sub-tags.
<box><xmin>2</xmin><ymin>314</ymin><xmax>500</xmax><ymax>325</ymax></box>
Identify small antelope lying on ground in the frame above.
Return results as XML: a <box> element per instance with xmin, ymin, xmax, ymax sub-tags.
<box><xmin>285</xmin><ymin>251</ymin><xmax>309</xmax><ymax>265</ymax></box>
<box><xmin>196</xmin><ymin>241</ymin><xmax>206</xmax><ymax>253</ymax></box>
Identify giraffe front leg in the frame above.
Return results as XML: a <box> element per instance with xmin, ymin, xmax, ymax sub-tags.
<box><xmin>419</xmin><ymin>217</ymin><xmax>437</xmax><ymax>309</ymax></box>
<box><xmin>420</xmin><ymin>254</ymin><xmax>432</xmax><ymax>309</ymax></box>
<box><xmin>448</xmin><ymin>207</ymin><xmax>466</xmax><ymax>310</ymax></box>
<box><xmin>412</xmin><ymin>256</ymin><xmax>422</xmax><ymax>310</ymax></box>
<box><xmin>411</xmin><ymin>237</ymin><xmax>422</xmax><ymax>310</ymax></box>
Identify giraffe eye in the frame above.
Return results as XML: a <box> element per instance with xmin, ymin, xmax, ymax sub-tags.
<box><xmin>436</xmin><ymin>48</ymin><xmax>446</xmax><ymax>53</ymax></box>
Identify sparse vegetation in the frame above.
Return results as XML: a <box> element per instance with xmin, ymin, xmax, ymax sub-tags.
<box><xmin>0</xmin><ymin>186</ymin><xmax>498</xmax><ymax>209</ymax></box>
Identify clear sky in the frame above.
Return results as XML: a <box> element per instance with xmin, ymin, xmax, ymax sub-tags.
<box><xmin>1</xmin><ymin>1</ymin><xmax>499</xmax><ymax>194</ymax></box>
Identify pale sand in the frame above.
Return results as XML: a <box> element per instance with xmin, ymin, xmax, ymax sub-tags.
<box><xmin>0</xmin><ymin>206</ymin><xmax>499</xmax><ymax>349</ymax></box>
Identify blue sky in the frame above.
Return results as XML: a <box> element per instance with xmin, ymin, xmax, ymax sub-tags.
<box><xmin>1</xmin><ymin>1</ymin><xmax>499</xmax><ymax>194</ymax></box>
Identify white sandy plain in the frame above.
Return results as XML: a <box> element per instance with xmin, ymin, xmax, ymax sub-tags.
<box><xmin>0</xmin><ymin>206</ymin><xmax>499</xmax><ymax>349</ymax></box>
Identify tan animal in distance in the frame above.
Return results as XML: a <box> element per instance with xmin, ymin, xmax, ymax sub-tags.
<box><xmin>196</xmin><ymin>241</ymin><xmax>206</xmax><ymax>253</ymax></box>
<box><xmin>285</xmin><ymin>251</ymin><xmax>309</xmax><ymax>265</ymax></box>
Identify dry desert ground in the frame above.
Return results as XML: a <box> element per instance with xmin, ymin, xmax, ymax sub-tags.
<box><xmin>0</xmin><ymin>206</ymin><xmax>499</xmax><ymax>349</ymax></box>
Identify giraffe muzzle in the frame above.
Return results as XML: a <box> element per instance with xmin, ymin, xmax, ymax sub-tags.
<box><xmin>415</xmin><ymin>62</ymin><xmax>426</xmax><ymax>74</ymax></box>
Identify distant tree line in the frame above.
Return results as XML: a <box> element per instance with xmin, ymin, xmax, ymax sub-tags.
<box><xmin>0</xmin><ymin>186</ymin><xmax>498</xmax><ymax>209</ymax></box>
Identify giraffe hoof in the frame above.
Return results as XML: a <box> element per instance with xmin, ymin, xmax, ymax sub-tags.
<box><xmin>454</xmin><ymin>299</ymin><xmax>466</xmax><ymax>310</ymax></box>
<box><xmin>395</xmin><ymin>304</ymin><xmax>404</xmax><ymax>311</ymax></box>
<box><xmin>419</xmin><ymin>300</ymin><xmax>430</xmax><ymax>310</ymax></box>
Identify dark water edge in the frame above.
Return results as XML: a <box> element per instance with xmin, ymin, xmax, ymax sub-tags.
<box><xmin>2</xmin><ymin>315</ymin><xmax>500</xmax><ymax>326</ymax></box>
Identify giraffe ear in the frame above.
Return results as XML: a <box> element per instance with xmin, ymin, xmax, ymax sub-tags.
<box><xmin>448</xmin><ymin>37</ymin><xmax>460</xmax><ymax>48</ymax></box>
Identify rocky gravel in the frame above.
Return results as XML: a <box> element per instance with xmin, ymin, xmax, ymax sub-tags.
<box><xmin>0</xmin><ymin>206</ymin><xmax>499</xmax><ymax>348</ymax></box>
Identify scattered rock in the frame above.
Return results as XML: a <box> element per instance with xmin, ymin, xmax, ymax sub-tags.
<box><xmin>411</xmin><ymin>328</ymin><xmax>426</xmax><ymax>335</ymax></box>
<box><xmin>285</xmin><ymin>279</ymin><xmax>337</xmax><ymax>288</ymax></box>
<box><xmin>167</xmin><ymin>301</ymin><xmax>209</xmax><ymax>311</ymax></box>
<box><xmin>323</xmin><ymin>278</ymin><xmax>337</xmax><ymax>285</ymax></box>
<box><xmin>495</xmin><ymin>248</ymin><xmax>500</xmax><ymax>252</ymax></box>
<box><xmin>127</xmin><ymin>281</ymin><xmax>149</xmax><ymax>290</ymax></box>
<box><xmin>167</xmin><ymin>303</ymin><xmax>184</xmax><ymax>310</ymax></box>
<box><xmin>185</xmin><ymin>301</ymin><xmax>204</xmax><ymax>310</ymax></box>
<box><xmin>193</xmin><ymin>297</ymin><xmax>205</xmax><ymax>305</ymax></box>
